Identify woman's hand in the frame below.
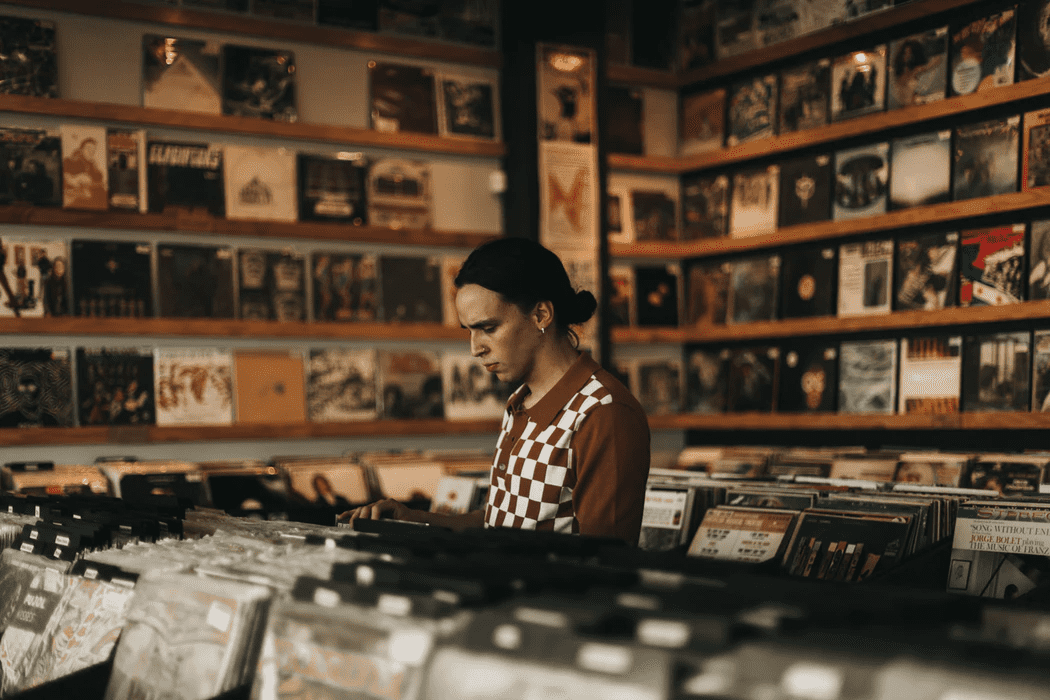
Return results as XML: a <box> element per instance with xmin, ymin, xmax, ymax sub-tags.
<box><xmin>337</xmin><ymin>498</ymin><xmax>417</xmax><ymax>524</ymax></box>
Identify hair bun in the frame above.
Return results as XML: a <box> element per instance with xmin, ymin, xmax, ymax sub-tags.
<box><xmin>564</xmin><ymin>289</ymin><xmax>597</xmax><ymax>325</ymax></box>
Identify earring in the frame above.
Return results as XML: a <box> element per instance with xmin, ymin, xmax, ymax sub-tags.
<box><xmin>540</xmin><ymin>326</ymin><xmax>546</xmax><ymax>335</ymax></box>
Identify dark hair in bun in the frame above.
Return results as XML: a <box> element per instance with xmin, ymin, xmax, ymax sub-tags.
<box><xmin>455</xmin><ymin>237</ymin><xmax>596</xmax><ymax>347</ymax></box>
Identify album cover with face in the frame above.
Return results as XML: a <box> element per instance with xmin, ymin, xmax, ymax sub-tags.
<box><xmin>778</xmin><ymin>340</ymin><xmax>838</xmax><ymax>413</ymax></box>
<box><xmin>306</xmin><ymin>348</ymin><xmax>378</xmax><ymax>422</ymax></box>
<box><xmin>838</xmin><ymin>339</ymin><xmax>897</xmax><ymax>414</ymax></box>
<box><xmin>61</xmin><ymin>124</ymin><xmax>108</xmax><ymax>211</ymax></box>
<box><xmin>157</xmin><ymin>243</ymin><xmax>236</xmax><ymax>318</ymax></box>
<box><xmin>898</xmin><ymin>335</ymin><xmax>961</xmax><ymax>414</ymax></box>
<box><xmin>0</xmin><ymin>15</ymin><xmax>56</xmax><ymax>98</ymax></box>
<box><xmin>70</xmin><ymin>239</ymin><xmax>152</xmax><ymax>318</ymax></box>
<box><xmin>889</xmin><ymin>130</ymin><xmax>951</xmax><ymax>210</ymax></box>
<box><xmin>1030</xmin><ymin>219</ymin><xmax>1050</xmax><ymax>300</ymax></box>
<box><xmin>681</xmin><ymin>173</ymin><xmax>728</xmax><ymax>240</ymax></box>
<box><xmin>442</xmin><ymin>351</ymin><xmax>513</xmax><ymax>420</ymax></box>
<box><xmin>950</xmin><ymin>8</ymin><xmax>1016</xmax><ymax>96</ymax></box>
<box><xmin>894</xmin><ymin>230</ymin><xmax>957</xmax><ymax>311</ymax></box>
<box><xmin>833</xmin><ymin>142</ymin><xmax>888</xmax><ymax>220</ymax></box>
<box><xmin>777</xmin><ymin>153</ymin><xmax>832</xmax><ymax>228</ymax></box>
<box><xmin>76</xmin><ymin>347</ymin><xmax>155</xmax><ymax>427</ymax></box>
<box><xmin>958</xmin><ymin>223</ymin><xmax>1025</xmax><ymax>307</ymax></box>
<box><xmin>728</xmin><ymin>254</ymin><xmax>779</xmax><ymax>324</ymax></box>
<box><xmin>146</xmin><ymin>140</ymin><xmax>225</xmax><ymax>217</ymax></box>
<box><xmin>222</xmin><ymin>44</ymin><xmax>298</xmax><ymax>122</ymax></box>
<box><xmin>0</xmin><ymin>238</ymin><xmax>68</xmax><ymax>318</ymax></box>
<box><xmin>379</xmin><ymin>255</ymin><xmax>442</xmax><ymax>323</ymax></box>
<box><xmin>778</xmin><ymin>59</ymin><xmax>830</xmax><ymax>134</ymax></box>
<box><xmin>223</xmin><ymin>145</ymin><xmax>297</xmax><ymax>222</ymax></box>
<box><xmin>634</xmin><ymin>264</ymin><xmax>680</xmax><ymax>327</ymax></box>
<box><xmin>953</xmin><ymin>115</ymin><xmax>1019</xmax><ymax>201</ymax></box>
<box><xmin>962</xmin><ymin>331</ymin><xmax>1030</xmax><ymax>412</ymax></box>
<box><xmin>312</xmin><ymin>252</ymin><xmax>378</xmax><ymax>322</ymax></box>
<box><xmin>837</xmin><ymin>239</ymin><xmax>893</xmax><ymax>317</ymax></box>
<box><xmin>830</xmin><ymin>46</ymin><xmax>887</xmax><ymax>121</ymax></box>
<box><xmin>0</xmin><ymin>127</ymin><xmax>61</xmax><ymax>207</ymax></box>
<box><xmin>142</xmin><ymin>34</ymin><xmax>222</xmax><ymax>114</ymax></box>
<box><xmin>888</xmin><ymin>27</ymin><xmax>948</xmax><ymax>109</ymax></box>
<box><xmin>726</xmin><ymin>73</ymin><xmax>777</xmax><ymax>146</ymax></box>
<box><xmin>779</xmin><ymin>244</ymin><xmax>836</xmax><ymax>318</ymax></box>
<box><xmin>378</xmin><ymin>350</ymin><xmax>444</xmax><ymax>419</ymax></box>
<box><xmin>237</xmin><ymin>248</ymin><xmax>306</xmax><ymax>322</ymax></box>
<box><xmin>1018</xmin><ymin>0</ymin><xmax>1050</xmax><ymax>81</ymax></box>
<box><xmin>684</xmin><ymin>259</ymin><xmax>728</xmax><ymax>327</ymax></box>
<box><xmin>679</xmin><ymin>88</ymin><xmax>725</xmax><ymax>155</ymax></box>
<box><xmin>369</xmin><ymin>61</ymin><xmax>438</xmax><ymax>135</ymax></box>
<box><xmin>0</xmin><ymin>348</ymin><xmax>73</xmax><ymax>427</ymax></box>
<box><xmin>686</xmin><ymin>346</ymin><xmax>730</xmax><ymax>413</ymax></box>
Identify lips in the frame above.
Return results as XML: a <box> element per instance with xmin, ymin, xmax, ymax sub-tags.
<box><xmin>483</xmin><ymin>363</ymin><xmax>499</xmax><ymax>372</ymax></box>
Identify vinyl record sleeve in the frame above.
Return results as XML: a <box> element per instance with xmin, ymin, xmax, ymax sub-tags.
<box><xmin>1032</xmin><ymin>329</ymin><xmax>1050</xmax><ymax>411</ymax></box>
<box><xmin>634</xmin><ymin>264</ymin><xmax>680</xmax><ymax>327</ymax></box>
<box><xmin>837</xmin><ymin>239</ymin><xmax>893</xmax><ymax>317</ymax></box>
<box><xmin>431</xmin><ymin>474</ymin><xmax>483</xmax><ymax>515</ymax></box>
<box><xmin>778</xmin><ymin>341</ymin><xmax>838</xmax><ymax>413</ymax></box>
<box><xmin>379</xmin><ymin>255</ymin><xmax>442</xmax><ymax>323</ymax></box>
<box><xmin>608</xmin><ymin>264</ymin><xmax>634</xmax><ymax>327</ymax></box>
<box><xmin>953</xmin><ymin>115</ymin><xmax>1019</xmax><ymax>201</ymax></box>
<box><xmin>157</xmin><ymin>243</ymin><xmax>236</xmax><ymax>318</ymax></box>
<box><xmin>0</xmin><ymin>564</ymin><xmax>71</xmax><ymax>695</ymax></box>
<box><xmin>603</xmin><ymin>85</ymin><xmax>643</xmax><ymax>154</ymax></box>
<box><xmin>70</xmin><ymin>239</ymin><xmax>152</xmax><ymax>318</ymax></box>
<box><xmin>728</xmin><ymin>254</ymin><xmax>779</xmax><ymax>324</ymax></box>
<box><xmin>1017</xmin><ymin>0</ymin><xmax>1050</xmax><ymax>81</ymax></box>
<box><xmin>0</xmin><ymin>238</ymin><xmax>69</xmax><ymax>318</ymax></box>
<box><xmin>223</xmin><ymin>145</ymin><xmax>297</xmax><ymax>222</ymax></box>
<box><xmin>966</xmin><ymin>459</ymin><xmax>1047</xmax><ymax>497</ymax></box>
<box><xmin>0</xmin><ymin>15</ymin><xmax>56</xmax><ymax>98</ymax></box>
<box><xmin>367</xmin><ymin>158</ymin><xmax>432</xmax><ymax>230</ymax></box>
<box><xmin>222</xmin><ymin>44</ymin><xmax>298</xmax><ymax>122</ymax></box>
<box><xmin>686</xmin><ymin>347</ymin><xmax>730</xmax><ymax>413</ymax></box>
<box><xmin>894</xmin><ymin>231</ymin><xmax>958</xmax><ymax>311</ymax></box>
<box><xmin>778</xmin><ymin>59</ymin><xmax>830</xmax><ymax>134</ymax></box>
<box><xmin>889</xmin><ymin>130</ymin><xmax>951</xmax><ymax>210</ymax></box>
<box><xmin>639</xmin><ymin>485</ymin><xmax>695</xmax><ymax>551</ymax></box>
<box><xmin>958</xmin><ymin>223</ymin><xmax>1025</xmax><ymax>306</ymax></box>
<box><xmin>833</xmin><ymin>141</ymin><xmax>888</xmax><ymax>220</ymax></box>
<box><xmin>950</xmin><ymin>502</ymin><xmax>1050</xmax><ymax>597</ymax></box>
<box><xmin>782</xmin><ymin>511</ymin><xmax>911</xmax><ymax>581</ymax></box>
<box><xmin>153</xmin><ymin>347</ymin><xmax>234</xmax><ymax>426</ymax></box>
<box><xmin>681</xmin><ymin>173</ymin><xmax>728</xmax><ymax>240</ymax></box>
<box><xmin>838</xmin><ymin>339</ymin><xmax>898</xmax><ymax>414</ymax></box>
<box><xmin>679</xmin><ymin>0</ymin><xmax>716</xmax><ymax>71</ymax></box>
<box><xmin>442</xmin><ymin>351</ymin><xmax>512</xmax><ymax>420</ymax></box>
<box><xmin>233</xmin><ymin>350</ymin><xmax>305</xmax><ymax>424</ymax></box>
<box><xmin>679</xmin><ymin>88</ymin><xmax>725</xmax><ymax>155</ymax></box>
<box><xmin>961</xmin><ymin>330</ymin><xmax>1030</xmax><ymax>412</ymax></box>
<box><xmin>715</xmin><ymin>2</ymin><xmax>759</xmax><ymax>60</ymax></box>
<box><xmin>830</xmin><ymin>46</ymin><xmax>887</xmax><ymax>121</ymax></box>
<box><xmin>237</xmin><ymin>248</ymin><xmax>306</xmax><ymax>322</ymax></box>
<box><xmin>76</xmin><ymin>347</ymin><xmax>155</xmax><ymax>426</ymax></box>
<box><xmin>726</xmin><ymin>346</ymin><xmax>779</xmax><ymax>412</ymax></box>
<box><xmin>950</xmin><ymin>8</ymin><xmax>1016</xmax><ymax>96</ymax></box>
<box><xmin>894</xmin><ymin>453</ymin><xmax>968</xmax><ymax>487</ymax></box>
<box><xmin>306</xmin><ymin>348</ymin><xmax>378</xmax><ymax>422</ymax></box>
<box><xmin>297</xmin><ymin>152</ymin><xmax>368</xmax><ymax>224</ymax></box>
<box><xmin>777</xmin><ymin>153</ymin><xmax>832</xmax><ymax>227</ymax></box>
<box><xmin>378</xmin><ymin>350</ymin><xmax>443</xmax><ymax>419</ymax></box>
<box><xmin>369</xmin><ymin>61</ymin><xmax>438</xmax><ymax>134</ymax></box>
<box><xmin>635</xmin><ymin>359</ymin><xmax>683</xmax><ymax>416</ymax></box>
<box><xmin>436</xmin><ymin>73</ymin><xmax>499</xmax><ymax>140</ymax></box>
<box><xmin>779</xmin><ymin>244</ymin><xmax>836</xmax><ymax>318</ymax></box>
<box><xmin>730</xmin><ymin>165</ymin><xmax>778</xmax><ymax>238</ymax></box>
<box><xmin>726</xmin><ymin>73</ymin><xmax>777</xmax><ymax>146</ymax></box>
<box><xmin>311</xmin><ymin>251</ymin><xmax>379</xmax><ymax>322</ymax></box>
<box><xmin>684</xmin><ymin>259</ymin><xmax>728</xmax><ymax>326</ymax></box>
<box><xmin>146</xmin><ymin>140</ymin><xmax>224</xmax><ymax>217</ymax></box>
<box><xmin>688</xmin><ymin>506</ymin><xmax>797</xmax><ymax>563</ymax></box>
<box><xmin>107</xmin><ymin>129</ymin><xmax>147</xmax><ymax>213</ymax></box>
<box><xmin>0</xmin><ymin>127</ymin><xmax>61</xmax><ymax>207</ymax></box>
<box><xmin>0</xmin><ymin>550</ymin><xmax>71</xmax><ymax>633</ymax></box>
<box><xmin>898</xmin><ymin>335</ymin><xmax>962</xmax><ymax>414</ymax></box>
<box><xmin>887</xmin><ymin>27</ymin><xmax>948</xmax><ymax>109</ymax></box>
<box><xmin>1023</xmin><ymin>107</ymin><xmax>1050</xmax><ymax>190</ymax></box>
<box><xmin>0</xmin><ymin>347</ymin><xmax>73</xmax><ymax>427</ymax></box>
<box><xmin>61</xmin><ymin>124</ymin><xmax>108</xmax><ymax>211</ymax></box>
<box><xmin>631</xmin><ymin>190</ymin><xmax>677</xmax><ymax>241</ymax></box>
<box><xmin>141</xmin><ymin>34</ymin><xmax>222</xmax><ymax>114</ymax></box>
<box><xmin>1030</xmin><ymin>220</ymin><xmax>1050</xmax><ymax>300</ymax></box>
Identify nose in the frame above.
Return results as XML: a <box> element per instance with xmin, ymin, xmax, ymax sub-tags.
<box><xmin>470</xmin><ymin>331</ymin><xmax>486</xmax><ymax>358</ymax></box>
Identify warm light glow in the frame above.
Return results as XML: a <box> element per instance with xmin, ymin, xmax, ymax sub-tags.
<box><xmin>549</xmin><ymin>52</ymin><xmax>583</xmax><ymax>72</ymax></box>
<box><xmin>854</xmin><ymin>52</ymin><xmax>867</xmax><ymax>63</ymax></box>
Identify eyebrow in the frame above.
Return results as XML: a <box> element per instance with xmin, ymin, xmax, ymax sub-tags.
<box><xmin>461</xmin><ymin>318</ymin><xmax>498</xmax><ymax>330</ymax></box>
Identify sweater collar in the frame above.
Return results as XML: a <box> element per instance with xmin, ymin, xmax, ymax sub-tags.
<box><xmin>507</xmin><ymin>352</ymin><xmax>600</xmax><ymax>428</ymax></box>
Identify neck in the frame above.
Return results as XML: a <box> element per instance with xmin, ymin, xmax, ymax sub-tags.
<box><xmin>522</xmin><ymin>336</ymin><xmax>580</xmax><ymax>408</ymax></box>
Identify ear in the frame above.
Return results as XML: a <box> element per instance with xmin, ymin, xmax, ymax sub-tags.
<box><xmin>533</xmin><ymin>300</ymin><xmax>555</xmax><ymax>331</ymax></box>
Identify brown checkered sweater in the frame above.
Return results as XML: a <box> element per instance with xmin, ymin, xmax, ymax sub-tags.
<box><xmin>484</xmin><ymin>353</ymin><xmax>650</xmax><ymax>543</ymax></box>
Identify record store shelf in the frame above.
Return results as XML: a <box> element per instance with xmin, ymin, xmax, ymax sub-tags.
<box><xmin>0</xmin><ymin>317</ymin><xmax>468</xmax><ymax>341</ymax></box>
<box><xmin>0</xmin><ymin>95</ymin><xmax>505</xmax><ymax>158</ymax></box>
<box><xmin>614</xmin><ymin>300</ymin><xmax>1050</xmax><ymax>345</ymax></box>
<box><xmin>0</xmin><ymin>419</ymin><xmax>502</xmax><ymax>447</ymax></box>
<box><xmin>0</xmin><ymin>0</ymin><xmax>501</xmax><ymax>67</ymax></box>
<box><xmin>647</xmin><ymin>412</ymin><xmax>1050</xmax><ymax>431</ymax></box>
<box><xmin>607</xmin><ymin>74</ymin><xmax>1050</xmax><ymax>175</ymax></box>
<box><xmin>0</xmin><ymin>204</ymin><xmax>497</xmax><ymax>249</ymax></box>
<box><xmin>610</xmin><ymin>189</ymin><xmax>1050</xmax><ymax>260</ymax></box>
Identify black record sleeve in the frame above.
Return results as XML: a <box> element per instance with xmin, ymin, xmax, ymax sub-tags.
<box><xmin>726</xmin><ymin>73</ymin><xmax>777</xmax><ymax>146</ymax></box>
<box><xmin>297</xmin><ymin>153</ymin><xmax>367</xmax><ymax>224</ymax></box>
<box><xmin>0</xmin><ymin>15</ymin><xmax>57</xmax><ymax>98</ymax></box>
<box><xmin>894</xmin><ymin>231</ymin><xmax>958</xmax><ymax>311</ymax></box>
<box><xmin>962</xmin><ymin>331</ymin><xmax>1030</xmax><ymax>412</ymax></box>
<box><xmin>0</xmin><ymin>348</ymin><xmax>73</xmax><ymax>427</ymax></box>
<box><xmin>726</xmin><ymin>346</ymin><xmax>779</xmax><ymax>412</ymax></box>
<box><xmin>75</xmin><ymin>347</ymin><xmax>155</xmax><ymax>426</ymax></box>
<box><xmin>728</xmin><ymin>253</ymin><xmax>779</xmax><ymax>324</ymax></box>
<box><xmin>778</xmin><ymin>59</ymin><xmax>830</xmax><ymax>134</ymax></box>
<box><xmin>778</xmin><ymin>340</ymin><xmax>838</xmax><ymax>413</ymax></box>
<box><xmin>681</xmin><ymin>174</ymin><xmax>728</xmax><ymax>240</ymax></box>
<box><xmin>369</xmin><ymin>61</ymin><xmax>438</xmax><ymax>135</ymax></box>
<box><xmin>777</xmin><ymin>153</ymin><xmax>832</xmax><ymax>227</ymax></box>
<box><xmin>779</xmin><ymin>244</ymin><xmax>837</xmax><ymax>318</ymax></box>
<box><xmin>146</xmin><ymin>140</ymin><xmax>224</xmax><ymax>217</ymax></box>
<box><xmin>0</xmin><ymin>128</ymin><xmax>61</xmax><ymax>207</ymax></box>
<box><xmin>635</xmin><ymin>264</ymin><xmax>680</xmax><ymax>327</ymax></box>
<box><xmin>71</xmin><ymin>240</ymin><xmax>153</xmax><ymax>318</ymax></box>
<box><xmin>1017</xmin><ymin>0</ymin><xmax>1050</xmax><ymax>81</ymax></box>
<box><xmin>221</xmin><ymin>44</ymin><xmax>298</xmax><ymax>122</ymax></box>
<box><xmin>156</xmin><ymin>243</ymin><xmax>235</xmax><ymax>318</ymax></box>
<box><xmin>833</xmin><ymin>142</ymin><xmax>888</xmax><ymax>221</ymax></box>
<box><xmin>379</xmin><ymin>255</ymin><xmax>442</xmax><ymax>323</ymax></box>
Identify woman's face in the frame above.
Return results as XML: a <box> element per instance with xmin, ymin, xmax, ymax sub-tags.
<box><xmin>455</xmin><ymin>283</ymin><xmax>541</xmax><ymax>386</ymax></box>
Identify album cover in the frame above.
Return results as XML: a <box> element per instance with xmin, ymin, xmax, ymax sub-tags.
<box><xmin>222</xmin><ymin>145</ymin><xmax>297</xmax><ymax>221</ymax></box>
<box><xmin>690</xmin><ymin>506</ymin><xmax>797</xmax><ymax>563</ymax></box>
<box><xmin>953</xmin><ymin>116</ymin><xmax>1020</xmax><ymax>201</ymax></box>
<box><xmin>435</xmin><ymin>75</ymin><xmax>498</xmax><ymax>138</ymax></box>
<box><xmin>962</xmin><ymin>331</ymin><xmax>1030</xmax><ymax>412</ymax></box>
<box><xmin>778</xmin><ymin>340</ymin><xmax>838</xmax><ymax>412</ymax></box>
<box><xmin>442</xmin><ymin>351</ymin><xmax>512</xmax><ymax>420</ymax></box>
<box><xmin>604</xmin><ymin>85</ymin><xmax>643</xmax><ymax>154</ymax></box>
<box><xmin>726</xmin><ymin>346</ymin><xmax>779</xmax><ymax>412</ymax></box>
<box><xmin>950</xmin><ymin>501</ymin><xmax>1050</xmax><ymax>598</ymax></box>
<box><xmin>686</xmin><ymin>346</ymin><xmax>730</xmax><ymax>413</ymax></box>
<box><xmin>441</xmin><ymin>254</ymin><xmax>466</xmax><ymax>327</ymax></box>
<box><xmin>684</xmin><ymin>259</ymin><xmax>728</xmax><ymax>326</ymax></box>
<box><xmin>379</xmin><ymin>255</ymin><xmax>442</xmax><ymax>323</ymax></box>
<box><xmin>1030</xmin><ymin>219</ymin><xmax>1050</xmax><ymax>300</ymax></box>
<box><xmin>369</xmin><ymin>61</ymin><xmax>437</xmax><ymax>134</ymax></box>
<box><xmin>311</xmin><ymin>252</ymin><xmax>378</xmax><ymax>322</ymax></box>
<box><xmin>679</xmin><ymin>0</ymin><xmax>716</xmax><ymax>70</ymax></box>
<box><xmin>297</xmin><ymin>152</ymin><xmax>367</xmax><ymax>224</ymax></box>
<box><xmin>0</xmin><ymin>565</ymin><xmax>72</xmax><ymax>695</ymax></box>
<box><xmin>1024</xmin><ymin>107</ymin><xmax>1050</xmax><ymax>190</ymax></box>
<box><xmin>1018</xmin><ymin>0</ymin><xmax>1050</xmax><ymax>81</ymax></box>
<box><xmin>950</xmin><ymin>8</ymin><xmax>1016</xmax><ymax>96</ymax></box>
<box><xmin>154</xmin><ymin>347</ymin><xmax>234</xmax><ymax>426</ymax></box>
<box><xmin>639</xmin><ymin>485</ymin><xmax>697</xmax><ymax>551</ymax></box>
<box><xmin>237</xmin><ymin>247</ymin><xmax>306</xmax><ymax>321</ymax></box>
<box><xmin>234</xmin><ymin>350</ymin><xmax>305</xmax><ymax>424</ymax></box>
<box><xmin>606</xmin><ymin>188</ymin><xmax>628</xmax><ymax>244</ymax></box>
<box><xmin>838</xmin><ymin>339</ymin><xmax>898</xmax><ymax>414</ymax></box>
<box><xmin>608</xmin><ymin>264</ymin><xmax>634</xmax><ymax>327</ymax></box>
<box><xmin>306</xmin><ymin>348</ymin><xmax>378</xmax><ymax>422</ymax></box>
<box><xmin>0</xmin><ymin>239</ymin><xmax>68</xmax><ymax>318</ymax></box>
<box><xmin>0</xmin><ymin>127</ymin><xmax>61</xmax><ymax>207</ymax></box>
<box><xmin>728</xmin><ymin>253</ymin><xmax>779</xmax><ymax>324</ymax></box>
<box><xmin>894</xmin><ymin>230</ymin><xmax>958</xmax><ymax>311</ymax></box>
<box><xmin>634</xmin><ymin>264</ymin><xmax>680</xmax><ymax>327</ymax></box>
<box><xmin>838</xmin><ymin>239</ymin><xmax>893</xmax><ymax>316</ymax></box>
<box><xmin>898</xmin><ymin>335</ymin><xmax>962</xmax><ymax>414</ymax></box>
<box><xmin>777</xmin><ymin>154</ymin><xmax>832</xmax><ymax>227</ymax></box>
<box><xmin>538</xmin><ymin>45</ymin><xmax>594</xmax><ymax>144</ymax></box>
<box><xmin>107</xmin><ymin>129</ymin><xmax>147</xmax><ymax>213</ymax></box>
<box><xmin>679</xmin><ymin>88</ymin><xmax>725</xmax><ymax>155</ymax></box>
<box><xmin>0</xmin><ymin>16</ymin><xmax>56</xmax><ymax>98</ymax></box>
<box><xmin>958</xmin><ymin>223</ymin><xmax>1025</xmax><ymax>306</ymax></box>
<box><xmin>715</xmin><ymin>2</ymin><xmax>759</xmax><ymax>59</ymax></box>
<box><xmin>1033</xmin><ymin>329</ymin><xmax>1050</xmax><ymax>411</ymax></box>
<box><xmin>367</xmin><ymin>158</ymin><xmax>432</xmax><ymax>229</ymax></box>
<box><xmin>890</xmin><ymin>129</ymin><xmax>952</xmax><ymax>211</ymax></box>
<box><xmin>779</xmin><ymin>244</ymin><xmax>836</xmax><ymax>318</ymax></box>
<box><xmin>681</xmin><ymin>173</ymin><xmax>728</xmax><ymax>240</ymax></box>
<box><xmin>70</xmin><ymin>239</ymin><xmax>152</xmax><ymax>318</ymax></box>
<box><xmin>783</xmin><ymin>511</ymin><xmax>911</xmax><ymax>581</ymax></box>
<box><xmin>888</xmin><ymin>27</ymin><xmax>948</xmax><ymax>109</ymax></box>
<box><xmin>251</xmin><ymin>0</ymin><xmax>315</xmax><ymax>21</ymax></box>
<box><xmin>631</xmin><ymin>190</ymin><xmax>677</xmax><ymax>241</ymax></box>
<box><xmin>636</xmin><ymin>359</ymin><xmax>683</xmax><ymax>415</ymax></box>
<box><xmin>729</xmin><ymin>165</ymin><xmax>778</xmax><ymax>238</ymax></box>
<box><xmin>146</xmin><ymin>140</ymin><xmax>225</xmax><ymax>217</ymax></box>
<box><xmin>0</xmin><ymin>348</ymin><xmax>73</xmax><ymax>427</ymax></box>
<box><xmin>778</xmin><ymin>59</ymin><xmax>830</xmax><ymax>134</ymax></box>
<box><xmin>141</xmin><ymin>34</ymin><xmax>222</xmax><ymax>114</ymax></box>
<box><xmin>833</xmin><ymin>142</ymin><xmax>889</xmax><ymax>220</ymax></box>
<box><xmin>157</xmin><ymin>243</ymin><xmax>236</xmax><ymax>318</ymax></box>
<box><xmin>894</xmin><ymin>453</ymin><xmax>969</xmax><ymax>487</ymax></box>
<box><xmin>726</xmin><ymin>73</ymin><xmax>777</xmax><ymax>146</ymax></box>
<box><xmin>830</xmin><ymin>45</ymin><xmax>887</xmax><ymax>121</ymax></box>
<box><xmin>222</xmin><ymin>44</ymin><xmax>297</xmax><ymax>121</ymax></box>
<box><xmin>60</xmin><ymin>125</ymin><xmax>107</xmax><ymax>211</ymax></box>
<box><xmin>317</xmin><ymin>0</ymin><xmax>378</xmax><ymax>29</ymax></box>
<box><xmin>76</xmin><ymin>347</ymin><xmax>155</xmax><ymax>426</ymax></box>
<box><xmin>378</xmin><ymin>350</ymin><xmax>443</xmax><ymax>419</ymax></box>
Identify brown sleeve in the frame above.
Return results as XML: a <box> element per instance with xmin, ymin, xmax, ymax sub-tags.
<box><xmin>570</xmin><ymin>401</ymin><xmax>651</xmax><ymax>544</ymax></box>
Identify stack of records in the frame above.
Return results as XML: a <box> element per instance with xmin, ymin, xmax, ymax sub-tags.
<box><xmin>276</xmin><ymin>456</ymin><xmax>373</xmax><ymax>513</ymax></box>
<box><xmin>359</xmin><ymin>452</ymin><xmax>446</xmax><ymax>505</ymax></box>
<box><xmin>0</xmin><ymin>462</ymin><xmax>109</xmax><ymax>497</ymax></box>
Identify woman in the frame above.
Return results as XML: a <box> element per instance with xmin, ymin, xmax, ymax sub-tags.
<box><xmin>340</xmin><ymin>237</ymin><xmax>650</xmax><ymax>543</ymax></box>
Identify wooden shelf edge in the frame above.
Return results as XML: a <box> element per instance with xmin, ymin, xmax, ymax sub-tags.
<box><xmin>1</xmin><ymin>0</ymin><xmax>501</xmax><ymax>67</ymax></box>
<box><xmin>605</xmin><ymin>64</ymin><xmax>679</xmax><ymax>90</ymax></box>
<box><xmin>0</xmin><ymin>419</ymin><xmax>501</xmax><ymax>446</ymax></box>
<box><xmin>648</xmin><ymin>412</ymin><xmax>1050</xmax><ymax>431</ymax></box>
<box><xmin>0</xmin><ymin>95</ymin><xmax>505</xmax><ymax>158</ymax></box>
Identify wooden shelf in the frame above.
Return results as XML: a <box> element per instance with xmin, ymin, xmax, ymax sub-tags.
<box><xmin>614</xmin><ymin>300</ymin><xmax>1050</xmax><ymax>345</ymax></box>
<box><xmin>0</xmin><ymin>317</ymin><xmax>469</xmax><ymax>341</ymax></box>
<box><xmin>605</xmin><ymin>64</ymin><xmax>679</xmax><ymax>91</ymax></box>
<box><xmin>0</xmin><ymin>95</ymin><xmax>505</xmax><ymax>158</ymax></box>
<box><xmin>1</xmin><ymin>0</ymin><xmax>500</xmax><ymax>67</ymax></box>
<box><xmin>0</xmin><ymin>418</ymin><xmax>500</xmax><ymax>447</ymax></box>
<box><xmin>0</xmin><ymin>204</ymin><xmax>498</xmax><ymax>249</ymax></box>
<box><xmin>611</xmin><ymin>189</ymin><xmax>1050</xmax><ymax>260</ymax></box>
<box><xmin>648</xmin><ymin>412</ymin><xmax>1050</xmax><ymax>432</ymax></box>
<box><xmin>608</xmin><ymin>74</ymin><xmax>1050</xmax><ymax>175</ymax></box>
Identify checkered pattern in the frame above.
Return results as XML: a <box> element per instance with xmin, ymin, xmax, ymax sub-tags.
<box><xmin>485</xmin><ymin>376</ymin><xmax>613</xmax><ymax>532</ymax></box>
